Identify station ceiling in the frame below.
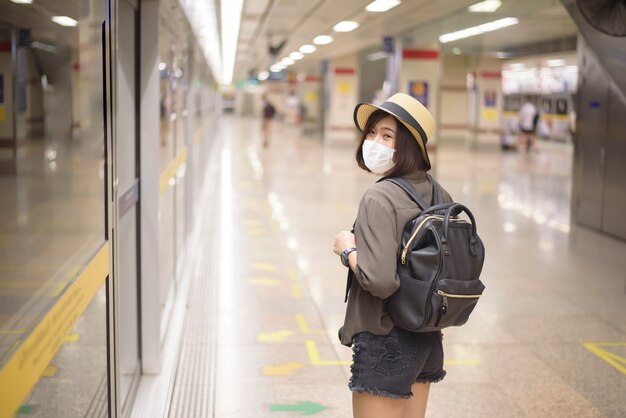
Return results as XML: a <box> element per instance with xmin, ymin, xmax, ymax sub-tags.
<box><xmin>0</xmin><ymin>0</ymin><xmax>579</xmax><ymax>85</ymax></box>
<box><xmin>235</xmin><ymin>0</ymin><xmax>578</xmax><ymax>78</ymax></box>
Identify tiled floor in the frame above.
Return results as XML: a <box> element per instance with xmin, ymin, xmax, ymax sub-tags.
<box><xmin>203</xmin><ymin>115</ymin><xmax>626</xmax><ymax>417</ymax></box>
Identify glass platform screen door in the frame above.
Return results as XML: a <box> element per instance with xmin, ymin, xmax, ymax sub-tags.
<box><xmin>115</xmin><ymin>0</ymin><xmax>141</xmax><ymax>414</ymax></box>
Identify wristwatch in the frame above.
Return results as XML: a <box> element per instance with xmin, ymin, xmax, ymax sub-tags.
<box><xmin>340</xmin><ymin>247</ymin><xmax>357</xmax><ymax>268</ymax></box>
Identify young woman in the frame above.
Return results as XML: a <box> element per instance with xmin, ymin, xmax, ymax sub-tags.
<box><xmin>333</xmin><ymin>93</ymin><xmax>453</xmax><ymax>418</ymax></box>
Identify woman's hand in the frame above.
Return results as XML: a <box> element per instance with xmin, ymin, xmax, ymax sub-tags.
<box><xmin>333</xmin><ymin>231</ymin><xmax>356</xmax><ymax>255</ymax></box>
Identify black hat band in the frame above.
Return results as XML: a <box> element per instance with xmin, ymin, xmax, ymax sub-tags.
<box><xmin>380</xmin><ymin>101</ymin><xmax>428</xmax><ymax>145</ymax></box>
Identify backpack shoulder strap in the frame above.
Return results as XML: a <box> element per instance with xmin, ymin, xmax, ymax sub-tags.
<box><xmin>427</xmin><ymin>174</ymin><xmax>442</xmax><ymax>205</ymax></box>
<box><xmin>385</xmin><ymin>177</ymin><xmax>430</xmax><ymax>210</ymax></box>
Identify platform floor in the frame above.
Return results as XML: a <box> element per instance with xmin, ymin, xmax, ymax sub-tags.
<box><xmin>168</xmin><ymin>115</ymin><xmax>626</xmax><ymax>418</ymax></box>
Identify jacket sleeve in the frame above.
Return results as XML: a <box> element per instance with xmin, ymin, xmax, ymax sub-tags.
<box><xmin>352</xmin><ymin>193</ymin><xmax>400</xmax><ymax>299</ymax></box>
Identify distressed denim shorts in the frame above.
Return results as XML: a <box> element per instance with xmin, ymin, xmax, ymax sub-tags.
<box><xmin>349</xmin><ymin>328</ymin><xmax>446</xmax><ymax>399</ymax></box>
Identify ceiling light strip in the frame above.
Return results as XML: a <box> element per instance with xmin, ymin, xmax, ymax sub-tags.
<box><xmin>333</xmin><ymin>21</ymin><xmax>359</xmax><ymax>32</ymax></box>
<box><xmin>439</xmin><ymin>17</ymin><xmax>518</xmax><ymax>43</ymax></box>
<box><xmin>51</xmin><ymin>16</ymin><xmax>78</xmax><ymax>27</ymax></box>
<box><xmin>221</xmin><ymin>0</ymin><xmax>244</xmax><ymax>85</ymax></box>
<box><xmin>365</xmin><ymin>0</ymin><xmax>401</xmax><ymax>12</ymax></box>
<box><xmin>182</xmin><ymin>0</ymin><xmax>222</xmax><ymax>87</ymax></box>
<box><xmin>468</xmin><ymin>0</ymin><xmax>502</xmax><ymax>13</ymax></box>
<box><xmin>313</xmin><ymin>35</ymin><xmax>334</xmax><ymax>45</ymax></box>
<box><xmin>299</xmin><ymin>44</ymin><xmax>317</xmax><ymax>54</ymax></box>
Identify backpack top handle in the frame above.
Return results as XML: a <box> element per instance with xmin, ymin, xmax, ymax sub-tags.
<box><xmin>441</xmin><ymin>203</ymin><xmax>479</xmax><ymax>257</ymax></box>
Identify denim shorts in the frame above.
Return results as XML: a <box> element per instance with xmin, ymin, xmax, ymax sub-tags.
<box><xmin>349</xmin><ymin>328</ymin><xmax>446</xmax><ymax>399</ymax></box>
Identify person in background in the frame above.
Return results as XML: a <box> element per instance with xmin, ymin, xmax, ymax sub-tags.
<box><xmin>518</xmin><ymin>97</ymin><xmax>538</xmax><ymax>152</ymax></box>
<box><xmin>285</xmin><ymin>90</ymin><xmax>301</xmax><ymax>125</ymax></box>
<box><xmin>333</xmin><ymin>93</ymin><xmax>453</xmax><ymax>418</ymax></box>
<box><xmin>262</xmin><ymin>94</ymin><xmax>276</xmax><ymax>147</ymax></box>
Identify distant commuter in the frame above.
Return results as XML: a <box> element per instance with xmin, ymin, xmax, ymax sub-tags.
<box><xmin>518</xmin><ymin>98</ymin><xmax>538</xmax><ymax>152</ymax></box>
<box><xmin>261</xmin><ymin>94</ymin><xmax>276</xmax><ymax>147</ymax></box>
<box><xmin>333</xmin><ymin>93</ymin><xmax>453</xmax><ymax>418</ymax></box>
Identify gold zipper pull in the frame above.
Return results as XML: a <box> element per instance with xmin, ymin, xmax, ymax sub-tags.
<box><xmin>401</xmin><ymin>247</ymin><xmax>408</xmax><ymax>265</ymax></box>
<box><xmin>438</xmin><ymin>290</ymin><xmax>448</xmax><ymax>309</ymax></box>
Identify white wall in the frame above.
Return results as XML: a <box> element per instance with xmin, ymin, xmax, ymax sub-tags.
<box><xmin>472</xmin><ymin>57</ymin><xmax>503</xmax><ymax>144</ymax></box>
<box><xmin>326</xmin><ymin>53</ymin><xmax>358</xmax><ymax>141</ymax></box>
<box><xmin>300</xmin><ymin>75</ymin><xmax>320</xmax><ymax>121</ymax></box>
<box><xmin>440</xmin><ymin>55</ymin><xmax>469</xmax><ymax>140</ymax></box>
<box><xmin>23</xmin><ymin>48</ymin><xmax>44</xmax><ymax>138</ymax></box>
<box><xmin>398</xmin><ymin>46</ymin><xmax>441</xmax><ymax>148</ymax></box>
<box><xmin>427</xmin><ymin>55</ymin><xmax>507</xmax><ymax>145</ymax></box>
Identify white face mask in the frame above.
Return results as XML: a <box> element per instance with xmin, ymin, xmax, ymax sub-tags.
<box><xmin>362</xmin><ymin>140</ymin><xmax>396</xmax><ymax>174</ymax></box>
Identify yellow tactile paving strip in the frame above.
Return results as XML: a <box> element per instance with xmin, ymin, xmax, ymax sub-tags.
<box><xmin>160</xmin><ymin>148</ymin><xmax>188</xmax><ymax>194</ymax></box>
<box><xmin>0</xmin><ymin>242</ymin><xmax>109</xmax><ymax>418</ymax></box>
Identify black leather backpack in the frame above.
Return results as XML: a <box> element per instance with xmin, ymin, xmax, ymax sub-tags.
<box><xmin>385</xmin><ymin>176</ymin><xmax>486</xmax><ymax>332</ymax></box>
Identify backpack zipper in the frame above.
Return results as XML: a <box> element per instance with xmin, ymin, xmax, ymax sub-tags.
<box><xmin>401</xmin><ymin>216</ymin><xmax>464</xmax><ymax>265</ymax></box>
<box><xmin>401</xmin><ymin>215</ymin><xmax>441</xmax><ymax>264</ymax></box>
<box><xmin>434</xmin><ymin>290</ymin><xmax>482</xmax><ymax>326</ymax></box>
<box><xmin>437</xmin><ymin>290</ymin><xmax>482</xmax><ymax>307</ymax></box>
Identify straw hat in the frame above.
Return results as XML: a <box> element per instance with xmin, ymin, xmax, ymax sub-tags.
<box><xmin>353</xmin><ymin>93</ymin><xmax>434</xmax><ymax>168</ymax></box>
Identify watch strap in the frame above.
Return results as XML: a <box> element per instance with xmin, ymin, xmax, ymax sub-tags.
<box><xmin>341</xmin><ymin>247</ymin><xmax>357</xmax><ymax>267</ymax></box>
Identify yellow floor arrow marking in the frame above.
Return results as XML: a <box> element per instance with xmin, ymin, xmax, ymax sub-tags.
<box><xmin>252</xmin><ymin>263</ymin><xmax>277</xmax><ymax>272</ymax></box>
<box><xmin>65</xmin><ymin>333</ymin><xmax>80</xmax><ymax>343</ymax></box>
<box><xmin>444</xmin><ymin>359</ymin><xmax>481</xmax><ymax>366</ymax></box>
<box><xmin>287</xmin><ymin>269</ymin><xmax>298</xmax><ymax>281</ymax></box>
<box><xmin>584</xmin><ymin>342</ymin><xmax>626</xmax><ymax>376</ymax></box>
<box><xmin>296</xmin><ymin>314</ymin><xmax>324</xmax><ymax>334</ymax></box>
<box><xmin>258</xmin><ymin>330</ymin><xmax>294</xmax><ymax>343</ymax></box>
<box><xmin>41</xmin><ymin>366</ymin><xmax>57</xmax><ymax>377</ymax></box>
<box><xmin>262</xmin><ymin>362</ymin><xmax>304</xmax><ymax>376</ymax></box>
<box><xmin>306</xmin><ymin>340</ymin><xmax>351</xmax><ymax>366</ymax></box>
<box><xmin>305</xmin><ymin>339</ymin><xmax>479</xmax><ymax>367</ymax></box>
<box><xmin>249</xmin><ymin>277</ymin><xmax>280</xmax><ymax>287</ymax></box>
<box><xmin>245</xmin><ymin>219</ymin><xmax>263</xmax><ymax>227</ymax></box>
<box><xmin>291</xmin><ymin>284</ymin><xmax>302</xmax><ymax>298</ymax></box>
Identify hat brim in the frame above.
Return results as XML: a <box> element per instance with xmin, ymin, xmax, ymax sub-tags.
<box><xmin>353</xmin><ymin>102</ymin><xmax>431</xmax><ymax>169</ymax></box>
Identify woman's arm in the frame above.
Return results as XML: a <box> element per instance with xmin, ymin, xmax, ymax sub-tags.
<box><xmin>335</xmin><ymin>192</ymin><xmax>399</xmax><ymax>299</ymax></box>
<box><xmin>333</xmin><ymin>231</ymin><xmax>358</xmax><ymax>271</ymax></box>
